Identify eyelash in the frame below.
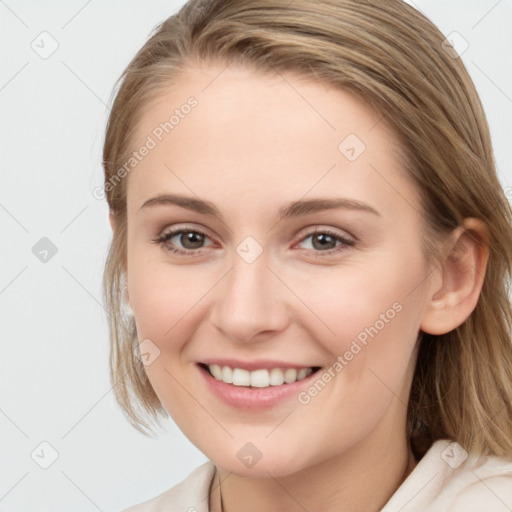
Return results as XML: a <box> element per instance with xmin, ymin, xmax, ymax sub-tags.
<box><xmin>151</xmin><ymin>225</ymin><xmax>355</xmax><ymax>258</ymax></box>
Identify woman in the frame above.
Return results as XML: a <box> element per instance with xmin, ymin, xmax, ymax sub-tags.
<box><xmin>102</xmin><ymin>1</ymin><xmax>512</xmax><ymax>510</ymax></box>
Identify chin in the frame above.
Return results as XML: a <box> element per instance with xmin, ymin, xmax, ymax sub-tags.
<box><xmin>210</xmin><ymin>447</ymin><xmax>308</xmax><ymax>479</ymax></box>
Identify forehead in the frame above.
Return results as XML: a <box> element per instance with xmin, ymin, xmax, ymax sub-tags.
<box><xmin>125</xmin><ymin>62</ymin><xmax>417</xmax><ymax>219</ymax></box>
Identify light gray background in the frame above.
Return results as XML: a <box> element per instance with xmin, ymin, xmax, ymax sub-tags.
<box><xmin>1</xmin><ymin>1</ymin><xmax>511</xmax><ymax>511</ymax></box>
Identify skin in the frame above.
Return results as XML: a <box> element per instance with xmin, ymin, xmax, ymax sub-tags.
<box><xmin>110</xmin><ymin>61</ymin><xmax>489</xmax><ymax>512</ymax></box>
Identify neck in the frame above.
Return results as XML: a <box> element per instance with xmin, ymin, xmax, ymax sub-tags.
<box><xmin>210</xmin><ymin>433</ymin><xmax>418</xmax><ymax>512</ymax></box>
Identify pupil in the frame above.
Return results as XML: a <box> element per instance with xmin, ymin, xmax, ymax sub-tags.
<box><xmin>182</xmin><ymin>232</ymin><xmax>204</xmax><ymax>249</ymax></box>
<box><xmin>313</xmin><ymin>233</ymin><xmax>335</xmax><ymax>250</ymax></box>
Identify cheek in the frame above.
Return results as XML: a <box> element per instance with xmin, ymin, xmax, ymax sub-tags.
<box><xmin>294</xmin><ymin>253</ymin><xmax>427</xmax><ymax>415</ymax></box>
<box><xmin>302</xmin><ymin>258</ymin><xmax>422</xmax><ymax>352</ymax></box>
<box><xmin>127</xmin><ymin>237</ymin><xmax>216</xmax><ymax>340</ymax></box>
<box><xmin>287</xmin><ymin>261</ymin><xmax>424</xmax><ymax>446</ymax></box>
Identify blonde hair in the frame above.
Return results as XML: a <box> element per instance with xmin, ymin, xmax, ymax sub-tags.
<box><xmin>102</xmin><ymin>0</ymin><xmax>512</xmax><ymax>458</ymax></box>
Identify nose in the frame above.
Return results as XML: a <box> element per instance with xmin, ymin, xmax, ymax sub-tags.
<box><xmin>209</xmin><ymin>249</ymin><xmax>290</xmax><ymax>343</ymax></box>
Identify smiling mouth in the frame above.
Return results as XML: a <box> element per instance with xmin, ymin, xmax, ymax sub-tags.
<box><xmin>198</xmin><ymin>363</ymin><xmax>322</xmax><ymax>388</ymax></box>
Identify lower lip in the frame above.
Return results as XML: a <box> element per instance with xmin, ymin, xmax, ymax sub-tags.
<box><xmin>198</xmin><ymin>364</ymin><xmax>320</xmax><ymax>411</ymax></box>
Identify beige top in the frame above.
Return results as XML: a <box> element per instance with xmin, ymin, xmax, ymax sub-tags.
<box><xmin>121</xmin><ymin>439</ymin><xmax>512</xmax><ymax>511</ymax></box>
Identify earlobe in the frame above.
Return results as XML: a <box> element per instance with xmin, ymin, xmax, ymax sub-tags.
<box><xmin>420</xmin><ymin>218</ymin><xmax>490</xmax><ymax>335</ymax></box>
<box><xmin>109</xmin><ymin>211</ymin><xmax>116</xmax><ymax>232</ymax></box>
<box><xmin>125</xmin><ymin>288</ymin><xmax>132</xmax><ymax>311</ymax></box>
<box><xmin>109</xmin><ymin>211</ymin><xmax>131</xmax><ymax>308</ymax></box>
<box><xmin>121</xmin><ymin>271</ymin><xmax>132</xmax><ymax>310</ymax></box>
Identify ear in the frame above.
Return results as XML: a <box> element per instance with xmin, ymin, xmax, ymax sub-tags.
<box><xmin>109</xmin><ymin>211</ymin><xmax>116</xmax><ymax>232</ymax></box>
<box><xmin>108</xmin><ymin>211</ymin><xmax>131</xmax><ymax>307</ymax></box>
<box><xmin>420</xmin><ymin>218</ymin><xmax>490</xmax><ymax>335</ymax></box>
<box><xmin>123</xmin><ymin>282</ymin><xmax>132</xmax><ymax>312</ymax></box>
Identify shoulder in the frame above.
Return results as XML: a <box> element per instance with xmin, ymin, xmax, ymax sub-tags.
<box><xmin>444</xmin><ymin>449</ymin><xmax>512</xmax><ymax>511</ymax></box>
<box><xmin>120</xmin><ymin>461</ymin><xmax>216</xmax><ymax>512</ymax></box>
<box><xmin>382</xmin><ymin>440</ymin><xmax>512</xmax><ymax>512</ymax></box>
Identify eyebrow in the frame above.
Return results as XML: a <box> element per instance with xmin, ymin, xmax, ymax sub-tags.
<box><xmin>139</xmin><ymin>193</ymin><xmax>381</xmax><ymax>220</ymax></box>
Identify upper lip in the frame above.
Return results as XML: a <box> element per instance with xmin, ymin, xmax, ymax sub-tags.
<box><xmin>199</xmin><ymin>358</ymin><xmax>320</xmax><ymax>371</ymax></box>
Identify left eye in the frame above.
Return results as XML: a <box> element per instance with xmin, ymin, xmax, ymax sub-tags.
<box><xmin>151</xmin><ymin>227</ymin><xmax>355</xmax><ymax>256</ymax></box>
<box><xmin>297</xmin><ymin>229</ymin><xmax>354</xmax><ymax>252</ymax></box>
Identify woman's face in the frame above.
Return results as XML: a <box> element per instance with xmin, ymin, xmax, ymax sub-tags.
<box><xmin>122</xmin><ymin>62</ymin><xmax>437</xmax><ymax>476</ymax></box>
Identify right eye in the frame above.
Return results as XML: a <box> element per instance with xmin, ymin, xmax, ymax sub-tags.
<box><xmin>151</xmin><ymin>226</ymin><xmax>216</xmax><ymax>255</ymax></box>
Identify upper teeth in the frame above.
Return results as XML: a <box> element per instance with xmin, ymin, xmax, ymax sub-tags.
<box><xmin>208</xmin><ymin>365</ymin><xmax>313</xmax><ymax>387</ymax></box>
